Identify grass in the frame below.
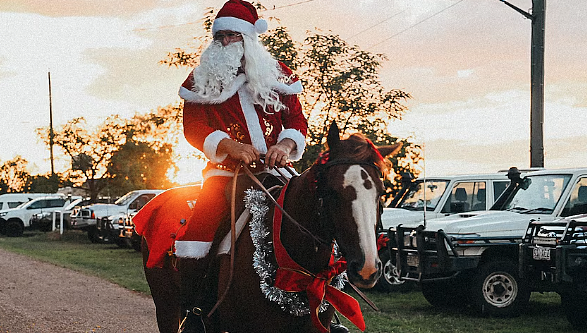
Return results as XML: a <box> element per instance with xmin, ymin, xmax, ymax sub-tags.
<box><xmin>0</xmin><ymin>230</ymin><xmax>580</xmax><ymax>332</ymax></box>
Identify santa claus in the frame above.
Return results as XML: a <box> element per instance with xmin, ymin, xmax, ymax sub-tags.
<box><xmin>174</xmin><ymin>0</ymin><xmax>308</xmax><ymax>331</ymax></box>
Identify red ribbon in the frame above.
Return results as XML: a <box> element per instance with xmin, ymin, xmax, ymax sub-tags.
<box><xmin>376</xmin><ymin>233</ymin><xmax>388</xmax><ymax>252</ymax></box>
<box><xmin>272</xmin><ymin>183</ymin><xmax>366</xmax><ymax>332</ymax></box>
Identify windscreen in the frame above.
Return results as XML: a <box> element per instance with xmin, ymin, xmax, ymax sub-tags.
<box><xmin>504</xmin><ymin>174</ymin><xmax>572</xmax><ymax>214</ymax></box>
<box><xmin>399</xmin><ymin>180</ymin><xmax>450</xmax><ymax>211</ymax></box>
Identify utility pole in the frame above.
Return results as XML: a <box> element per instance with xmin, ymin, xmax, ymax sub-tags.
<box><xmin>499</xmin><ymin>0</ymin><xmax>546</xmax><ymax>168</ymax></box>
<box><xmin>48</xmin><ymin>72</ymin><xmax>55</xmax><ymax>176</ymax></box>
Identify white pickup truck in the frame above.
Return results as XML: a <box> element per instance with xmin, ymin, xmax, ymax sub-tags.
<box><xmin>70</xmin><ymin>189</ymin><xmax>162</xmax><ymax>242</ymax></box>
<box><xmin>376</xmin><ymin>172</ymin><xmax>510</xmax><ymax>291</ymax></box>
<box><xmin>392</xmin><ymin>167</ymin><xmax>587</xmax><ymax>316</ymax></box>
<box><xmin>0</xmin><ymin>195</ymin><xmax>82</xmax><ymax>237</ymax></box>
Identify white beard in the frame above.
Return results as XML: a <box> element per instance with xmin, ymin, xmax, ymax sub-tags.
<box><xmin>192</xmin><ymin>41</ymin><xmax>244</xmax><ymax>99</ymax></box>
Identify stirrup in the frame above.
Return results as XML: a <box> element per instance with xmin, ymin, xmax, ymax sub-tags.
<box><xmin>178</xmin><ymin>307</ymin><xmax>205</xmax><ymax>333</ymax></box>
<box><xmin>329</xmin><ymin>322</ymin><xmax>350</xmax><ymax>333</ymax></box>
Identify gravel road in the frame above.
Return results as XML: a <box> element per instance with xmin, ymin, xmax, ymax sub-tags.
<box><xmin>0</xmin><ymin>248</ymin><xmax>159</xmax><ymax>333</ymax></box>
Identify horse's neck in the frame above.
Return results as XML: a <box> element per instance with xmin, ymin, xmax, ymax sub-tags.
<box><xmin>280</xmin><ymin>171</ymin><xmax>333</xmax><ymax>273</ymax></box>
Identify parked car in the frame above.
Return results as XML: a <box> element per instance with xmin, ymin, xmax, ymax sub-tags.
<box><xmin>118</xmin><ymin>184</ymin><xmax>203</xmax><ymax>251</ymax></box>
<box><xmin>519</xmin><ymin>214</ymin><xmax>587</xmax><ymax>329</ymax></box>
<box><xmin>0</xmin><ymin>195</ymin><xmax>82</xmax><ymax>237</ymax></box>
<box><xmin>375</xmin><ymin>171</ymin><xmax>511</xmax><ymax>291</ymax></box>
<box><xmin>0</xmin><ymin>193</ymin><xmax>59</xmax><ymax>211</ymax></box>
<box><xmin>30</xmin><ymin>198</ymin><xmax>91</xmax><ymax>231</ymax></box>
<box><xmin>390</xmin><ymin>167</ymin><xmax>587</xmax><ymax>316</ymax></box>
<box><xmin>71</xmin><ymin>190</ymin><xmax>163</xmax><ymax>242</ymax></box>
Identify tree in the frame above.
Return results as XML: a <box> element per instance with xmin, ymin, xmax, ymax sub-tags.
<box><xmin>0</xmin><ymin>156</ymin><xmax>31</xmax><ymax>193</ymax></box>
<box><xmin>160</xmin><ymin>3</ymin><xmax>422</xmax><ymax>196</ymax></box>
<box><xmin>37</xmin><ymin>104</ymin><xmax>182</xmax><ymax>201</ymax></box>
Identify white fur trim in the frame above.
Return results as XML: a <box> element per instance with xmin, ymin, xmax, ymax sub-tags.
<box><xmin>218</xmin><ymin>209</ymin><xmax>251</xmax><ymax>255</ymax></box>
<box><xmin>273</xmin><ymin>80</ymin><xmax>303</xmax><ymax>95</ymax></box>
<box><xmin>213</xmin><ymin>17</ymin><xmax>256</xmax><ymax>37</ymax></box>
<box><xmin>179</xmin><ymin>74</ymin><xmax>246</xmax><ymax>105</ymax></box>
<box><xmin>278</xmin><ymin>129</ymin><xmax>306</xmax><ymax>161</ymax></box>
<box><xmin>174</xmin><ymin>240</ymin><xmax>212</xmax><ymax>259</ymax></box>
<box><xmin>203</xmin><ymin>130</ymin><xmax>230</xmax><ymax>163</ymax></box>
<box><xmin>238</xmin><ymin>88</ymin><xmax>267</xmax><ymax>154</ymax></box>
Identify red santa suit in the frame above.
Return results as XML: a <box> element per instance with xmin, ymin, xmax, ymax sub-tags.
<box><xmin>174</xmin><ymin>61</ymin><xmax>307</xmax><ymax>259</ymax></box>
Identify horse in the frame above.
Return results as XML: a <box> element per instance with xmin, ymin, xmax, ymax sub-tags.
<box><xmin>139</xmin><ymin>122</ymin><xmax>402</xmax><ymax>333</ymax></box>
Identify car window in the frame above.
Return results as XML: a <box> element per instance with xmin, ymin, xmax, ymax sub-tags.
<box><xmin>441</xmin><ymin>181</ymin><xmax>487</xmax><ymax>214</ymax></box>
<box><xmin>561</xmin><ymin>177</ymin><xmax>587</xmax><ymax>217</ymax></box>
<box><xmin>130</xmin><ymin>194</ymin><xmax>156</xmax><ymax>210</ymax></box>
<box><xmin>48</xmin><ymin>199</ymin><xmax>66</xmax><ymax>208</ymax></box>
<box><xmin>28</xmin><ymin>200</ymin><xmax>47</xmax><ymax>209</ymax></box>
<box><xmin>493</xmin><ymin>181</ymin><xmax>509</xmax><ymax>201</ymax></box>
<box><xmin>8</xmin><ymin>201</ymin><xmax>26</xmax><ymax>209</ymax></box>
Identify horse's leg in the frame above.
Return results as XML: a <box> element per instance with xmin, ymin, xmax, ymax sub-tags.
<box><xmin>142</xmin><ymin>237</ymin><xmax>181</xmax><ymax>333</ymax></box>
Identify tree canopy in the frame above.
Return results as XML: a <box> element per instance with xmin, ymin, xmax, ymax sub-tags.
<box><xmin>161</xmin><ymin>3</ymin><xmax>421</xmax><ymax>196</ymax></box>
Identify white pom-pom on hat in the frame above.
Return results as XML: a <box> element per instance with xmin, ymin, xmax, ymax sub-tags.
<box><xmin>255</xmin><ymin>19</ymin><xmax>268</xmax><ymax>34</ymax></box>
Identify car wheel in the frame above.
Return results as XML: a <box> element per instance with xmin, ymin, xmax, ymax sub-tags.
<box><xmin>87</xmin><ymin>226</ymin><xmax>100</xmax><ymax>243</ymax></box>
<box><xmin>561</xmin><ymin>292</ymin><xmax>587</xmax><ymax>330</ymax></box>
<box><xmin>421</xmin><ymin>279</ymin><xmax>469</xmax><ymax>308</ymax></box>
<box><xmin>5</xmin><ymin>219</ymin><xmax>24</xmax><ymax>237</ymax></box>
<box><xmin>470</xmin><ymin>260</ymin><xmax>530</xmax><ymax>317</ymax></box>
<box><xmin>131</xmin><ymin>233</ymin><xmax>142</xmax><ymax>252</ymax></box>
<box><xmin>375</xmin><ymin>250</ymin><xmax>414</xmax><ymax>292</ymax></box>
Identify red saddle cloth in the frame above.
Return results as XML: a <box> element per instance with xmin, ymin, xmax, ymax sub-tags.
<box><xmin>133</xmin><ymin>185</ymin><xmax>202</xmax><ymax>268</ymax></box>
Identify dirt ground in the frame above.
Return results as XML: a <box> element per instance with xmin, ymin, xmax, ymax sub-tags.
<box><xmin>0</xmin><ymin>248</ymin><xmax>159</xmax><ymax>333</ymax></box>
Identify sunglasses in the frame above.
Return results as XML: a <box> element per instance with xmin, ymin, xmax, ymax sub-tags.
<box><xmin>213</xmin><ymin>32</ymin><xmax>243</xmax><ymax>41</ymax></box>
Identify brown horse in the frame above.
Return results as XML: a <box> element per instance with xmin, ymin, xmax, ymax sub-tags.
<box><xmin>141</xmin><ymin>122</ymin><xmax>402</xmax><ymax>333</ymax></box>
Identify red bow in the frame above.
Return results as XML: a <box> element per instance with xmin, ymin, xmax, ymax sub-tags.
<box><xmin>273</xmin><ymin>260</ymin><xmax>365</xmax><ymax>332</ymax></box>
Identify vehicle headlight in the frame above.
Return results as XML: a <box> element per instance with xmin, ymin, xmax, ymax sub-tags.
<box><xmin>0</xmin><ymin>212</ymin><xmax>7</xmax><ymax>217</ymax></box>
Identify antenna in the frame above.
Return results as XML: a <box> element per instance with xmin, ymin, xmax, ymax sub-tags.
<box><xmin>422</xmin><ymin>141</ymin><xmax>427</xmax><ymax>228</ymax></box>
<box><xmin>48</xmin><ymin>71</ymin><xmax>55</xmax><ymax>176</ymax></box>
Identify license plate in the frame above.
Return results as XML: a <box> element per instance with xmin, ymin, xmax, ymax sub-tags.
<box><xmin>406</xmin><ymin>254</ymin><xmax>419</xmax><ymax>267</ymax></box>
<box><xmin>532</xmin><ymin>246</ymin><xmax>551</xmax><ymax>261</ymax></box>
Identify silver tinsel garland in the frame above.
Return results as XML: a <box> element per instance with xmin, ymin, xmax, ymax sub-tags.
<box><xmin>244</xmin><ymin>188</ymin><xmax>345</xmax><ymax>317</ymax></box>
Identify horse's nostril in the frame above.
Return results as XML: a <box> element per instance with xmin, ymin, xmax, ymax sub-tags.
<box><xmin>348</xmin><ymin>261</ymin><xmax>360</xmax><ymax>275</ymax></box>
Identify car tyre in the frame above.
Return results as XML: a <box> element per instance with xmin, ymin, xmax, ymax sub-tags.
<box><xmin>469</xmin><ymin>260</ymin><xmax>530</xmax><ymax>317</ymax></box>
<box><xmin>375</xmin><ymin>250</ymin><xmax>414</xmax><ymax>292</ymax></box>
<box><xmin>87</xmin><ymin>226</ymin><xmax>101</xmax><ymax>243</ymax></box>
<box><xmin>5</xmin><ymin>218</ymin><xmax>24</xmax><ymax>237</ymax></box>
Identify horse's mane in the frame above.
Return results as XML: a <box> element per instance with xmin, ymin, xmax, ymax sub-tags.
<box><xmin>325</xmin><ymin>133</ymin><xmax>390</xmax><ymax>175</ymax></box>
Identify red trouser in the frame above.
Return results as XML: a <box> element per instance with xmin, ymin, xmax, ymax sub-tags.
<box><xmin>176</xmin><ymin>176</ymin><xmax>231</xmax><ymax>243</ymax></box>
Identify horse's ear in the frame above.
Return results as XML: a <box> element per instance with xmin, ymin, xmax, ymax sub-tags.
<box><xmin>326</xmin><ymin>121</ymin><xmax>341</xmax><ymax>150</ymax></box>
<box><xmin>378</xmin><ymin>142</ymin><xmax>403</xmax><ymax>158</ymax></box>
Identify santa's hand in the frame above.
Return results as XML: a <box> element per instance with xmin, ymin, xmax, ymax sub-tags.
<box><xmin>266</xmin><ymin>139</ymin><xmax>295</xmax><ymax>168</ymax></box>
<box><xmin>218</xmin><ymin>139</ymin><xmax>260</xmax><ymax>165</ymax></box>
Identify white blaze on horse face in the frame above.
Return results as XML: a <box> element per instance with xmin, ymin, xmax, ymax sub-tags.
<box><xmin>343</xmin><ymin>165</ymin><xmax>379</xmax><ymax>279</ymax></box>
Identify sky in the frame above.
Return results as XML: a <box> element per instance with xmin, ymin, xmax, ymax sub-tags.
<box><xmin>1</xmin><ymin>0</ymin><xmax>586</xmax><ymax>184</ymax></box>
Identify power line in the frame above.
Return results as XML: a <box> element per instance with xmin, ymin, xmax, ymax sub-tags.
<box><xmin>347</xmin><ymin>9</ymin><xmax>407</xmax><ymax>41</ymax></box>
<box><xmin>366</xmin><ymin>0</ymin><xmax>466</xmax><ymax>50</ymax></box>
<box><xmin>267</xmin><ymin>0</ymin><xmax>316</xmax><ymax>11</ymax></box>
<box><xmin>134</xmin><ymin>0</ymin><xmax>318</xmax><ymax>31</ymax></box>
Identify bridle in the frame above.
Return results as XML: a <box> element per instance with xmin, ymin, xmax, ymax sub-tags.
<box><xmin>312</xmin><ymin>153</ymin><xmax>384</xmax><ymax>244</ymax></box>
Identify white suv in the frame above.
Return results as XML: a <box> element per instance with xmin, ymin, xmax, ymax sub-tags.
<box><xmin>0</xmin><ymin>195</ymin><xmax>81</xmax><ymax>237</ymax></box>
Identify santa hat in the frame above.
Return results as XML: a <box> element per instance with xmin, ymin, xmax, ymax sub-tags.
<box><xmin>212</xmin><ymin>0</ymin><xmax>268</xmax><ymax>37</ymax></box>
